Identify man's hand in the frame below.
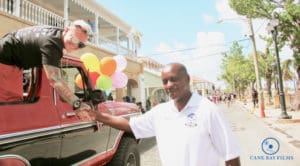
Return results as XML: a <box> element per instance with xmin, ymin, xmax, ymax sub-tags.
<box><xmin>76</xmin><ymin>110</ymin><xmax>95</xmax><ymax>121</ymax></box>
<box><xmin>76</xmin><ymin>102</ymin><xmax>95</xmax><ymax>121</ymax></box>
<box><xmin>76</xmin><ymin>107</ymin><xmax>132</xmax><ymax>132</ymax></box>
<box><xmin>79</xmin><ymin>102</ymin><xmax>92</xmax><ymax>111</ymax></box>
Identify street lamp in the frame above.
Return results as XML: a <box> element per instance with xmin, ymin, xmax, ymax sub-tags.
<box><xmin>266</xmin><ymin>15</ymin><xmax>292</xmax><ymax>119</ymax></box>
<box><xmin>218</xmin><ymin>17</ymin><xmax>266</xmax><ymax>118</ymax></box>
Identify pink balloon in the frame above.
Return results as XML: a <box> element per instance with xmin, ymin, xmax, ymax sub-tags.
<box><xmin>111</xmin><ymin>72</ymin><xmax>128</xmax><ymax>88</ymax></box>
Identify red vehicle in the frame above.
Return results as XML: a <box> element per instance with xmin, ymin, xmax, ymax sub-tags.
<box><xmin>0</xmin><ymin>55</ymin><xmax>141</xmax><ymax>166</ymax></box>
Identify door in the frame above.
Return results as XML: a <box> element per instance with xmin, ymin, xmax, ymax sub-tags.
<box><xmin>0</xmin><ymin>68</ymin><xmax>62</xmax><ymax>166</ymax></box>
<box><xmin>55</xmin><ymin>66</ymin><xmax>110</xmax><ymax>165</ymax></box>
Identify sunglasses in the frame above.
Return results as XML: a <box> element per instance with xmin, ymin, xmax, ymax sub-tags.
<box><xmin>71</xmin><ymin>35</ymin><xmax>86</xmax><ymax>48</ymax></box>
<box><xmin>75</xmin><ymin>25</ymin><xmax>88</xmax><ymax>34</ymax></box>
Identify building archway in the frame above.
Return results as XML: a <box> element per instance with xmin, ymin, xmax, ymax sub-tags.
<box><xmin>126</xmin><ymin>78</ymin><xmax>139</xmax><ymax>100</ymax></box>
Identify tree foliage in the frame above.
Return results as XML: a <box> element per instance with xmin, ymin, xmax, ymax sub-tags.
<box><xmin>229</xmin><ymin>0</ymin><xmax>300</xmax><ymax>110</ymax></box>
<box><xmin>229</xmin><ymin>0</ymin><xmax>275</xmax><ymax>18</ymax></box>
<box><xmin>220</xmin><ymin>42</ymin><xmax>254</xmax><ymax>94</ymax></box>
<box><xmin>229</xmin><ymin>0</ymin><xmax>300</xmax><ymax>78</ymax></box>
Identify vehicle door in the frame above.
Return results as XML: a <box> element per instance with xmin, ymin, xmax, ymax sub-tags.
<box><xmin>0</xmin><ymin>68</ymin><xmax>62</xmax><ymax>166</ymax></box>
<box><xmin>55</xmin><ymin>65</ymin><xmax>110</xmax><ymax>165</ymax></box>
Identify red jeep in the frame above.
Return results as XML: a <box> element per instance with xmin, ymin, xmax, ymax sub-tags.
<box><xmin>0</xmin><ymin>55</ymin><xmax>141</xmax><ymax>166</ymax></box>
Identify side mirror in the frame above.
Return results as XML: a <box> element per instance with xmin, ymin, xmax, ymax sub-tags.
<box><xmin>90</xmin><ymin>90</ymin><xmax>107</xmax><ymax>105</ymax></box>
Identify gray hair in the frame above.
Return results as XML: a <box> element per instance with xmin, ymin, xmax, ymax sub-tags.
<box><xmin>71</xmin><ymin>19</ymin><xmax>92</xmax><ymax>35</ymax></box>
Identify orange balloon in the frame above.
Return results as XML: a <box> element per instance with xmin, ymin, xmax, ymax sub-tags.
<box><xmin>100</xmin><ymin>57</ymin><xmax>117</xmax><ymax>76</ymax></box>
<box><xmin>75</xmin><ymin>74</ymin><xmax>85</xmax><ymax>89</ymax></box>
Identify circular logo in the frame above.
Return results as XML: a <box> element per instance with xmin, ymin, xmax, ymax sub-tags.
<box><xmin>261</xmin><ymin>137</ymin><xmax>280</xmax><ymax>155</ymax></box>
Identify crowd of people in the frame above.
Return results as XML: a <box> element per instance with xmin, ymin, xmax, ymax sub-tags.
<box><xmin>207</xmin><ymin>93</ymin><xmax>236</xmax><ymax>106</ymax></box>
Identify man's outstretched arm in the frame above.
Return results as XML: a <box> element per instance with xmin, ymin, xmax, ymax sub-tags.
<box><xmin>86</xmin><ymin>110</ymin><xmax>132</xmax><ymax>132</ymax></box>
<box><xmin>43</xmin><ymin>64</ymin><xmax>91</xmax><ymax>111</ymax></box>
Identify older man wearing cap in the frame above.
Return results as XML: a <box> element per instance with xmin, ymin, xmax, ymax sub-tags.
<box><xmin>0</xmin><ymin>20</ymin><xmax>92</xmax><ymax>112</ymax></box>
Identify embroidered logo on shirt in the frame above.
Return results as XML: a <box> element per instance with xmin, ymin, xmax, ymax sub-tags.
<box><xmin>185</xmin><ymin>113</ymin><xmax>198</xmax><ymax>127</ymax></box>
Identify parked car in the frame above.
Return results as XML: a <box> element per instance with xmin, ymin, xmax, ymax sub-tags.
<box><xmin>0</xmin><ymin>55</ymin><xmax>141</xmax><ymax>166</ymax></box>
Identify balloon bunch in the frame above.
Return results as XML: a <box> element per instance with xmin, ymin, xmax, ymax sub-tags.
<box><xmin>76</xmin><ymin>53</ymin><xmax>128</xmax><ymax>91</ymax></box>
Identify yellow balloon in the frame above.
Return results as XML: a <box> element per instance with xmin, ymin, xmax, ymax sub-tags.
<box><xmin>80</xmin><ymin>53</ymin><xmax>100</xmax><ymax>72</ymax></box>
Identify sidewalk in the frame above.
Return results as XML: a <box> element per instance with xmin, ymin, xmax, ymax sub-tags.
<box><xmin>240</xmin><ymin>100</ymin><xmax>300</xmax><ymax>153</ymax></box>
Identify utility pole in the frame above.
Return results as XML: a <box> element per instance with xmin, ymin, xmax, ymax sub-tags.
<box><xmin>247</xmin><ymin>17</ymin><xmax>266</xmax><ymax>118</ymax></box>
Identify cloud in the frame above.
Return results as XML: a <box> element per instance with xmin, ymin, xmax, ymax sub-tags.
<box><xmin>186</xmin><ymin>32</ymin><xmax>226</xmax><ymax>84</ymax></box>
<box><xmin>216</xmin><ymin>0</ymin><xmax>239</xmax><ymax>19</ymax></box>
<box><xmin>216</xmin><ymin>0</ymin><xmax>293</xmax><ymax>59</ymax></box>
<box><xmin>155</xmin><ymin>42</ymin><xmax>171</xmax><ymax>53</ymax></box>
<box><xmin>202</xmin><ymin>14</ymin><xmax>215</xmax><ymax>23</ymax></box>
<box><xmin>154</xmin><ymin>32</ymin><xmax>226</xmax><ymax>87</ymax></box>
<box><xmin>151</xmin><ymin>0</ymin><xmax>293</xmax><ymax>89</ymax></box>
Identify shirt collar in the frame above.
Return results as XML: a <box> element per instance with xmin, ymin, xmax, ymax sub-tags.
<box><xmin>169</xmin><ymin>92</ymin><xmax>202</xmax><ymax>112</ymax></box>
<box><xmin>184</xmin><ymin>92</ymin><xmax>202</xmax><ymax>108</ymax></box>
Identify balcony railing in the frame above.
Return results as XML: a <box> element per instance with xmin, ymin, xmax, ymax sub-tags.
<box><xmin>0</xmin><ymin>0</ymin><xmax>135</xmax><ymax>56</ymax></box>
<box><xmin>20</xmin><ymin>0</ymin><xmax>64</xmax><ymax>27</ymax></box>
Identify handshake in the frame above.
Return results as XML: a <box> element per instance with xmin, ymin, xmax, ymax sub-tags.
<box><xmin>75</xmin><ymin>102</ymin><xmax>98</xmax><ymax>121</ymax></box>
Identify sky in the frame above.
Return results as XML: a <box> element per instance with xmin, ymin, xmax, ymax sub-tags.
<box><xmin>97</xmin><ymin>0</ymin><xmax>293</xmax><ymax>88</ymax></box>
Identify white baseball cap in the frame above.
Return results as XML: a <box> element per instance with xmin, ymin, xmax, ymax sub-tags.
<box><xmin>72</xmin><ymin>19</ymin><xmax>92</xmax><ymax>35</ymax></box>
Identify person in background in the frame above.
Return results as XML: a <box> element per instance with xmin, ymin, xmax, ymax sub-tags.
<box><xmin>131</xmin><ymin>96</ymin><xmax>136</xmax><ymax>103</ymax></box>
<box><xmin>122</xmin><ymin>96</ymin><xmax>131</xmax><ymax>103</ymax></box>
<box><xmin>78</xmin><ymin>63</ymin><xmax>241</xmax><ymax>166</ymax></box>
<box><xmin>146</xmin><ymin>98</ymin><xmax>151</xmax><ymax>111</ymax></box>
<box><xmin>252</xmin><ymin>88</ymin><xmax>258</xmax><ymax>108</ymax></box>
<box><xmin>87</xmin><ymin>19</ymin><xmax>95</xmax><ymax>33</ymax></box>
<box><xmin>153</xmin><ymin>99</ymin><xmax>158</xmax><ymax>106</ymax></box>
<box><xmin>226</xmin><ymin>93</ymin><xmax>232</xmax><ymax>107</ymax></box>
<box><xmin>136</xmin><ymin>101</ymin><xmax>145</xmax><ymax>114</ymax></box>
<box><xmin>107</xmin><ymin>93</ymin><xmax>113</xmax><ymax>101</ymax></box>
<box><xmin>87</xmin><ymin>19</ymin><xmax>95</xmax><ymax>42</ymax></box>
<box><xmin>0</xmin><ymin>20</ymin><xmax>92</xmax><ymax>114</ymax></box>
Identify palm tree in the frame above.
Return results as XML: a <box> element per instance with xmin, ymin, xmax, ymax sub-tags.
<box><xmin>259</xmin><ymin>48</ymin><xmax>276</xmax><ymax>105</ymax></box>
<box><xmin>281</xmin><ymin>56</ymin><xmax>300</xmax><ymax>111</ymax></box>
<box><xmin>282</xmin><ymin>59</ymin><xmax>296</xmax><ymax>86</ymax></box>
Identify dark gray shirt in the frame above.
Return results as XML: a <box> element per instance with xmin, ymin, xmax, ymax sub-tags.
<box><xmin>0</xmin><ymin>25</ymin><xmax>64</xmax><ymax>69</ymax></box>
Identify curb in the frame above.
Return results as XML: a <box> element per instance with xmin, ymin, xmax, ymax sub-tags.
<box><xmin>276</xmin><ymin>119</ymin><xmax>300</xmax><ymax>124</ymax></box>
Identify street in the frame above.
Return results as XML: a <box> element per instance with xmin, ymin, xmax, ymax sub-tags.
<box><xmin>138</xmin><ymin>101</ymin><xmax>300</xmax><ymax>166</ymax></box>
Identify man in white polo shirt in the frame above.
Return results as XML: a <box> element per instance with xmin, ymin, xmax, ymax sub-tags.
<box><xmin>79</xmin><ymin>63</ymin><xmax>241</xmax><ymax>166</ymax></box>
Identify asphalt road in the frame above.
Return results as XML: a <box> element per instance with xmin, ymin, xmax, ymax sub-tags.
<box><xmin>138</xmin><ymin>101</ymin><xmax>300</xmax><ymax>166</ymax></box>
<box><xmin>138</xmin><ymin>137</ymin><xmax>161</xmax><ymax>166</ymax></box>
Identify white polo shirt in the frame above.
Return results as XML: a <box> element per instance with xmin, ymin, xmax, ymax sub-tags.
<box><xmin>129</xmin><ymin>93</ymin><xmax>241</xmax><ymax>166</ymax></box>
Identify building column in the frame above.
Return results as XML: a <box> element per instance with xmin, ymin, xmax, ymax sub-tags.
<box><xmin>95</xmin><ymin>14</ymin><xmax>99</xmax><ymax>45</ymax></box>
<box><xmin>139</xmin><ymin>74</ymin><xmax>146</xmax><ymax>106</ymax></box>
<box><xmin>116</xmin><ymin>27</ymin><xmax>120</xmax><ymax>53</ymax></box>
<box><xmin>15</xmin><ymin>0</ymin><xmax>20</xmax><ymax>17</ymax></box>
<box><xmin>116</xmin><ymin>88</ymin><xmax>124</xmax><ymax>101</ymax></box>
<box><xmin>64</xmin><ymin>0</ymin><xmax>69</xmax><ymax>27</ymax></box>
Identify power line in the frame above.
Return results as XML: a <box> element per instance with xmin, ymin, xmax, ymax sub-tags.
<box><xmin>146</xmin><ymin>38</ymin><xmax>249</xmax><ymax>57</ymax></box>
<box><xmin>180</xmin><ymin>51</ymin><xmax>226</xmax><ymax>62</ymax></box>
<box><xmin>254</xmin><ymin>19</ymin><xmax>267</xmax><ymax>34</ymax></box>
